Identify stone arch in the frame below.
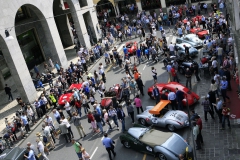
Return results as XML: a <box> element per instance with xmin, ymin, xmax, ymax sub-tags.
<box><xmin>96</xmin><ymin>0</ymin><xmax>116</xmax><ymax>17</ymax></box>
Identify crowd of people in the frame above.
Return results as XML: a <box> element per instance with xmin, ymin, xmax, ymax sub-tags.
<box><xmin>2</xmin><ymin>0</ymin><xmax>240</xmax><ymax>159</ymax></box>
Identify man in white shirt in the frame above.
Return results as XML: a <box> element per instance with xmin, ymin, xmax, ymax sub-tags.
<box><xmin>168</xmin><ymin>91</ymin><xmax>177</xmax><ymax>110</ymax></box>
<box><xmin>168</xmin><ymin>42</ymin><xmax>175</xmax><ymax>56</ymax></box>
<box><xmin>192</xmin><ymin>121</ymin><xmax>201</xmax><ymax>150</ymax></box>
<box><xmin>212</xmin><ymin>57</ymin><xmax>218</xmax><ymax>73</ymax></box>
<box><xmin>64</xmin><ymin>100</ymin><xmax>72</xmax><ymax>119</ymax></box>
<box><xmin>99</xmin><ymin>67</ymin><xmax>106</xmax><ymax>83</ymax></box>
<box><xmin>36</xmin><ymin>138</ymin><xmax>49</xmax><ymax>160</ymax></box>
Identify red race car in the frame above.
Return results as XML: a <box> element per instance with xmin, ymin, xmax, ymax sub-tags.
<box><xmin>58</xmin><ymin>83</ymin><xmax>82</xmax><ymax>106</ymax></box>
<box><xmin>190</xmin><ymin>27</ymin><xmax>209</xmax><ymax>39</ymax></box>
<box><xmin>126</xmin><ymin>41</ymin><xmax>137</xmax><ymax>55</ymax></box>
<box><xmin>147</xmin><ymin>82</ymin><xmax>200</xmax><ymax>106</ymax></box>
<box><xmin>100</xmin><ymin>84</ymin><xmax>122</xmax><ymax>110</ymax></box>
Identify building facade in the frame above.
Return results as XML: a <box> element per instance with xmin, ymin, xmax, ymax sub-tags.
<box><xmin>0</xmin><ymin>0</ymin><xmax>100</xmax><ymax>102</ymax></box>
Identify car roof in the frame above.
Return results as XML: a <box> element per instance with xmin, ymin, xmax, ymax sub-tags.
<box><xmin>165</xmin><ymin>82</ymin><xmax>188</xmax><ymax>93</ymax></box>
<box><xmin>176</xmin><ymin>43</ymin><xmax>191</xmax><ymax>48</ymax></box>
<box><xmin>149</xmin><ymin>100</ymin><xmax>171</xmax><ymax>114</ymax></box>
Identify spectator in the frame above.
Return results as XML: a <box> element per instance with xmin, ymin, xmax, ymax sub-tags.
<box><xmin>117</xmin><ymin>105</ymin><xmax>126</xmax><ymax>133</ymax></box>
<box><xmin>134</xmin><ymin>95</ymin><xmax>144</xmax><ymax>114</ymax></box>
<box><xmin>221</xmin><ymin>103</ymin><xmax>231</xmax><ymax>130</ymax></box>
<box><xmin>102</xmin><ymin>133</ymin><xmax>116</xmax><ymax>160</ymax></box>
<box><xmin>201</xmin><ymin>96</ymin><xmax>215</xmax><ymax>121</ymax></box>
<box><xmin>71</xmin><ymin>139</ymin><xmax>83</xmax><ymax>160</ymax></box>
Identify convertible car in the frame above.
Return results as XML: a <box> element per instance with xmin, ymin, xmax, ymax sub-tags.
<box><xmin>190</xmin><ymin>28</ymin><xmax>209</xmax><ymax>39</ymax></box>
<box><xmin>120</xmin><ymin>127</ymin><xmax>194</xmax><ymax>160</ymax></box>
<box><xmin>147</xmin><ymin>82</ymin><xmax>200</xmax><ymax>106</ymax></box>
<box><xmin>100</xmin><ymin>84</ymin><xmax>122</xmax><ymax>110</ymax></box>
<box><xmin>175</xmin><ymin>43</ymin><xmax>198</xmax><ymax>57</ymax></box>
<box><xmin>136</xmin><ymin>100</ymin><xmax>189</xmax><ymax>131</ymax></box>
<box><xmin>176</xmin><ymin>34</ymin><xmax>203</xmax><ymax>48</ymax></box>
<box><xmin>178</xmin><ymin>61</ymin><xmax>199</xmax><ymax>74</ymax></box>
<box><xmin>58</xmin><ymin>83</ymin><xmax>82</xmax><ymax>106</ymax></box>
<box><xmin>126</xmin><ymin>41</ymin><xmax>137</xmax><ymax>55</ymax></box>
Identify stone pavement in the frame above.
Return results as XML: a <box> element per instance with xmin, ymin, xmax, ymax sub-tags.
<box><xmin>188</xmin><ymin>76</ymin><xmax>240</xmax><ymax>160</ymax></box>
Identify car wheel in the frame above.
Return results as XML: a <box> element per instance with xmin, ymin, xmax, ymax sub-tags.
<box><xmin>179</xmin><ymin>68</ymin><xmax>184</xmax><ymax>74</ymax></box>
<box><xmin>158</xmin><ymin>153</ymin><xmax>167</xmax><ymax>160</ymax></box>
<box><xmin>123</xmin><ymin>141</ymin><xmax>131</xmax><ymax>148</ymax></box>
<box><xmin>139</xmin><ymin>118</ymin><xmax>147</xmax><ymax>126</ymax></box>
<box><xmin>167</xmin><ymin>124</ymin><xmax>175</xmax><ymax>132</ymax></box>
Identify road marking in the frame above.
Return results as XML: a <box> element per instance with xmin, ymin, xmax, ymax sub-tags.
<box><xmin>142</xmin><ymin>65</ymin><xmax>146</xmax><ymax>70</ymax></box>
<box><xmin>142</xmin><ymin>154</ymin><xmax>147</xmax><ymax>160</ymax></box>
<box><xmin>90</xmin><ymin>147</ymin><xmax>98</xmax><ymax>159</ymax></box>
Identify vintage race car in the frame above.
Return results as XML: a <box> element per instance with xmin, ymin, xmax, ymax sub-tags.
<box><xmin>178</xmin><ymin>61</ymin><xmax>199</xmax><ymax>74</ymax></box>
<box><xmin>175</xmin><ymin>43</ymin><xmax>198</xmax><ymax>57</ymax></box>
<box><xmin>136</xmin><ymin>100</ymin><xmax>189</xmax><ymax>131</ymax></box>
<box><xmin>126</xmin><ymin>41</ymin><xmax>137</xmax><ymax>55</ymax></box>
<box><xmin>120</xmin><ymin>127</ymin><xmax>194</xmax><ymax>160</ymax></box>
<box><xmin>190</xmin><ymin>27</ymin><xmax>209</xmax><ymax>39</ymax></box>
<box><xmin>58</xmin><ymin>83</ymin><xmax>82</xmax><ymax>106</ymax></box>
<box><xmin>100</xmin><ymin>84</ymin><xmax>122</xmax><ymax>110</ymax></box>
<box><xmin>147</xmin><ymin>82</ymin><xmax>200</xmax><ymax>106</ymax></box>
<box><xmin>176</xmin><ymin>34</ymin><xmax>203</xmax><ymax>48</ymax></box>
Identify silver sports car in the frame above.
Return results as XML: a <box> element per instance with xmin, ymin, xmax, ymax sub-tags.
<box><xmin>175</xmin><ymin>43</ymin><xmax>198</xmax><ymax>57</ymax></box>
<box><xmin>176</xmin><ymin>34</ymin><xmax>203</xmax><ymax>48</ymax></box>
<box><xmin>120</xmin><ymin>127</ymin><xmax>194</xmax><ymax>160</ymax></box>
<box><xmin>136</xmin><ymin>106</ymin><xmax>189</xmax><ymax>131</ymax></box>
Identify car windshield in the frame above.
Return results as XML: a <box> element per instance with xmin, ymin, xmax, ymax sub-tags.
<box><xmin>139</xmin><ymin>128</ymin><xmax>150</xmax><ymax>139</ymax></box>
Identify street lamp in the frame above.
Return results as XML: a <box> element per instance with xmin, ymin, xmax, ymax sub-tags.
<box><xmin>185</xmin><ymin>95</ymin><xmax>197</xmax><ymax>160</ymax></box>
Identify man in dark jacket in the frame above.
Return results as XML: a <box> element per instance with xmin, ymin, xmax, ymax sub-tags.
<box><xmin>208</xmin><ymin>90</ymin><xmax>216</xmax><ymax>115</ymax></box>
<box><xmin>152</xmin><ymin>85</ymin><xmax>160</xmax><ymax>104</ymax></box>
<box><xmin>136</xmin><ymin>76</ymin><xmax>145</xmax><ymax>96</ymax></box>
<box><xmin>117</xmin><ymin>105</ymin><xmax>126</xmax><ymax>133</ymax></box>
<box><xmin>93</xmin><ymin>110</ymin><xmax>104</xmax><ymax>134</ymax></box>
<box><xmin>176</xmin><ymin>88</ymin><xmax>184</xmax><ymax>110</ymax></box>
<box><xmin>4</xmin><ymin>84</ymin><xmax>13</xmax><ymax>101</ymax></box>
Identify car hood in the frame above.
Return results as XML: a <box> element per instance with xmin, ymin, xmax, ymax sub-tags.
<box><xmin>161</xmin><ymin>133</ymin><xmax>188</xmax><ymax>155</ymax></box>
<box><xmin>58</xmin><ymin>93</ymin><xmax>73</xmax><ymax>105</ymax></box>
<box><xmin>128</xmin><ymin>127</ymin><xmax>149</xmax><ymax>139</ymax></box>
<box><xmin>191</xmin><ymin>37</ymin><xmax>202</xmax><ymax>43</ymax></box>
<box><xmin>189</xmin><ymin>47</ymin><xmax>198</xmax><ymax>52</ymax></box>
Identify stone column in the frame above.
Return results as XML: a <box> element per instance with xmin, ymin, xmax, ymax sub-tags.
<box><xmin>136</xmin><ymin>0</ymin><xmax>142</xmax><ymax>11</ymax></box>
<box><xmin>77</xmin><ymin>12</ymin><xmax>91</xmax><ymax>48</ymax></box>
<box><xmin>43</xmin><ymin>18</ymin><xmax>68</xmax><ymax>68</ymax></box>
<box><xmin>0</xmin><ymin>71</ymin><xmax>4</xmax><ymax>90</ymax></box>
<box><xmin>160</xmin><ymin>0</ymin><xmax>167</xmax><ymax>13</ymax></box>
<box><xmin>115</xmin><ymin>2</ymin><xmax>120</xmax><ymax>16</ymax></box>
<box><xmin>90</xmin><ymin>9</ymin><xmax>101</xmax><ymax>40</ymax></box>
<box><xmin>0</xmin><ymin>36</ymin><xmax>37</xmax><ymax>102</ymax></box>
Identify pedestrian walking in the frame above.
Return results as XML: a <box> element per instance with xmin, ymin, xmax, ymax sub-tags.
<box><xmin>61</xmin><ymin>116</ymin><xmax>74</xmax><ymax>138</ymax></box>
<box><xmin>4</xmin><ymin>84</ymin><xmax>13</xmax><ymax>101</ymax></box>
<box><xmin>134</xmin><ymin>95</ymin><xmax>144</xmax><ymax>114</ymax></box>
<box><xmin>151</xmin><ymin>67</ymin><xmax>157</xmax><ymax>83</ymax></box>
<box><xmin>93</xmin><ymin>110</ymin><xmax>104</xmax><ymax>134</ymax></box>
<box><xmin>201</xmin><ymin>96</ymin><xmax>215</xmax><ymax>121</ymax></box>
<box><xmin>220</xmin><ymin>76</ymin><xmax>230</xmax><ymax>102</ymax></box>
<box><xmin>64</xmin><ymin>100</ymin><xmax>72</xmax><ymax>119</ymax></box>
<box><xmin>192</xmin><ymin>121</ymin><xmax>201</xmax><ymax>150</ymax></box>
<box><xmin>99</xmin><ymin>66</ymin><xmax>106</xmax><ymax>83</ymax></box>
<box><xmin>103</xmin><ymin>109</ymin><xmax>113</xmax><ymax>130</ymax></box>
<box><xmin>136</xmin><ymin>76</ymin><xmax>145</xmax><ymax>96</ymax></box>
<box><xmin>117</xmin><ymin>105</ymin><xmax>126</xmax><ymax>133</ymax></box>
<box><xmin>71</xmin><ymin>139</ymin><xmax>83</xmax><ymax>160</ymax></box>
<box><xmin>221</xmin><ymin>104</ymin><xmax>231</xmax><ymax>130</ymax></box>
<box><xmin>36</xmin><ymin>138</ymin><xmax>49</xmax><ymax>160</ymax></box>
<box><xmin>166</xmin><ymin>63</ymin><xmax>173</xmax><ymax>82</ymax></box>
<box><xmin>52</xmin><ymin>109</ymin><xmax>61</xmax><ymax>124</ymax></box>
<box><xmin>36</xmin><ymin>132</ymin><xmax>50</xmax><ymax>155</ymax></box>
<box><xmin>168</xmin><ymin>91</ymin><xmax>177</xmax><ymax>110</ymax></box>
<box><xmin>195</xmin><ymin>115</ymin><xmax>203</xmax><ymax>144</ymax></box>
<box><xmin>126</xmin><ymin>100</ymin><xmax>135</xmax><ymax>124</ymax></box>
<box><xmin>87</xmin><ymin>111</ymin><xmax>99</xmax><ymax>133</ymax></box>
<box><xmin>59</xmin><ymin>122</ymin><xmax>71</xmax><ymax>143</ymax></box>
<box><xmin>208</xmin><ymin>90</ymin><xmax>217</xmax><ymax>115</ymax></box>
<box><xmin>108</xmin><ymin>106</ymin><xmax>120</xmax><ymax>130</ymax></box>
<box><xmin>72</xmin><ymin>112</ymin><xmax>86</xmax><ymax>138</ymax></box>
<box><xmin>176</xmin><ymin>88</ymin><xmax>184</xmax><ymax>110</ymax></box>
<box><xmin>185</xmin><ymin>68</ymin><xmax>192</xmax><ymax>89</ymax></box>
<box><xmin>24</xmin><ymin>147</ymin><xmax>36</xmax><ymax>160</ymax></box>
<box><xmin>212</xmin><ymin>98</ymin><xmax>223</xmax><ymax>123</ymax></box>
<box><xmin>152</xmin><ymin>85</ymin><xmax>160</xmax><ymax>104</ymax></box>
<box><xmin>81</xmin><ymin>148</ymin><xmax>91</xmax><ymax>160</ymax></box>
<box><xmin>42</xmin><ymin>124</ymin><xmax>55</xmax><ymax>148</ymax></box>
<box><xmin>102</xmin><ymin>133</ymin><xmax>116</xmax><ymax>160</ymax></box>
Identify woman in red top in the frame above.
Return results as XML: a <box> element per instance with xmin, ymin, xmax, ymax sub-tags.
<box><xmin>87</xmin><ymin>111</ymin><xmax>98</xmax><ymax>133</ymax></box>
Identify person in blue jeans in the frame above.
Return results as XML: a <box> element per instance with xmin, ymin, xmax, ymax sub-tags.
<box><xmin>108</xmin><ymin>106</ymin><xmax>119</xmax><ymax>130</ymax></box>
<box><xmin>136</xmin><ymin>48</ymin><xmax>141</xmax><ymax>64</ymax></box>
<box><xmin>117</xmin><ymin>105</ymin><xmax>126</xmax><ymax>133</ymax></box>
<box><xmin>93</xmin><ymin>110</ymin><xmax>104</xmax><ymax>134</ymax></box>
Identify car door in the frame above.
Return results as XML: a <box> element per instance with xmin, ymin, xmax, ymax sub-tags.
<box><xmin>130</xmin><ymin>137</ymin><xmax>147</xmax><ymax>152</ymax></box>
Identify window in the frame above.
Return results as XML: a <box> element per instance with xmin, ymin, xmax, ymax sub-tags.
<box><xmin>15</xmin><ymin>6</ymin><xmax>31</xmax><ymax>23</ymax></box>
<box><xmin>78</xmin><ymin>0</ymin><xmax>88</xmax><ymax>7</ymax></box>
<box><xmin>0</xmin><ymin>50</ymin><xmax>11</xmax><ymax>79</ymax></box>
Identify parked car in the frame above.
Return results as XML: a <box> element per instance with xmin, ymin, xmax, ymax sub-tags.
<box><xmin>190</xmin><ymin>27</ymin><xmax>209</xmax><ymax>39</ymax></box>
<box><xmin>120</xmin><ymin>127</ymin><xmax>194</xmax><ymax>160</ymax></box>
<box><xmin>136</xmin><ymin>100</ymin><xmax>189</xmax><ymax>131</ymax></box>
<box><xmin>100</xmin><ymin>84</ymin><xmax>122</xmax><ymax>110</ymax></box>
<box><xmin>147</xmin><ymin>82</ymin><xmax>200</xmax><ymax>106</ymax></box>
<box><xmin>0</xmin><ymin>147</ymin><xmax>26</xmax><ymax>160</ymax></box>
<box><xmin>126</xmin><ymin>41</ymin><xmax>137</xmax><ymax>55</ymax></box>
<box><xmin>175</xmin><ymin>43</ymin><xmax>198</xmax><ymax>57</ymax></box>
<box><xmin>58</xmin><ymin>83</ymin><xmax>82</xmax><ymax>106</ymax></box>
<box><xmin>176</xmin><ymin>34</ymin><xmax>203</xmax><ymax>48</ymax></box>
